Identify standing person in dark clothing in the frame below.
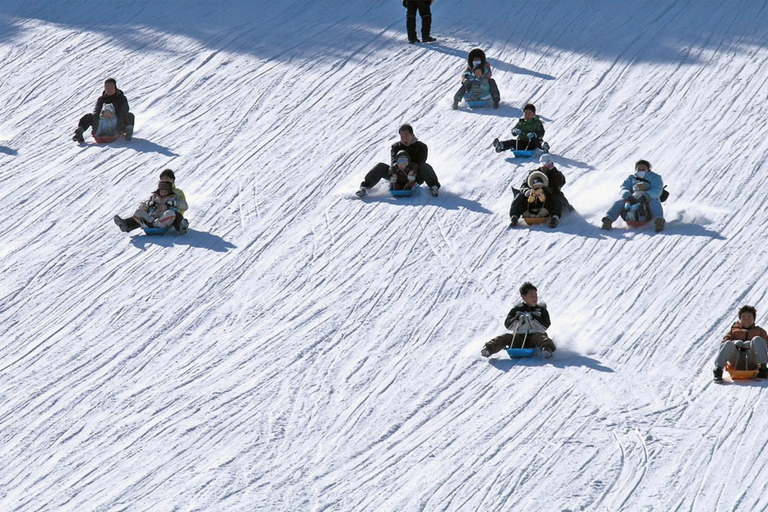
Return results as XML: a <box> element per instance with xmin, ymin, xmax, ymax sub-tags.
<box><xmin>403</xmin><ymin>0</ymin><xmax>435</xmax><ymax>44</ymax></box>
<box><xmin>356</xmin><ymin>123</ymin><xmax>441</xmax><ymax>197</ymax></box>
<box><xmin>73</xmin><ymin>78</ymin><xmax>135</xmax><ymax>143</ymax></box>
<box><xmin>482</xmin><ymin>282</ymin><xmax>557</xmax><ymax>359</ymax></box>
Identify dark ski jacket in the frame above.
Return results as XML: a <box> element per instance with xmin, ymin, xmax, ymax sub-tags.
<box><xmin>504</xmin><ymin>301</ymin><xmax>551</xmax><ymax>334</ymax></box>
<box><xmin>390</xmin><ymin>139</ymin><xmax>428</xmax><ymax>167</ymax></box>
<box><xmin>93</xmin><ymin>88</ymin><xmax>131</xmax><ymax>128</ymax></box>
<box><xmin>723</xmin><ymin>322</ymin><xmax>768</xmax><ymax>343</ymax></box>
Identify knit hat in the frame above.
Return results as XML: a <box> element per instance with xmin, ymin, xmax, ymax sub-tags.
<box><xmin>102</xmin><ymin>104</ymin><xmax>115</xmax><ymax>115</ymax></box>
<box><xmin>527</xmin><ymin>170</ymin><xmax>549</xmax><ymax>188</ymax></box>
<box><xmin>158</xmin><ymin>181</ymin><xmax>173</xmax><ymax>192</ymax></box>
<box><xmin>395</xmin><ymin>150</ymin><xmax>410</xmax><ymax>165</ymax></box>
<box><xmin>523</xmin><ymin>103</ymin><xmax>536</xmax><ymax>114</ymax></box>
<box><xmin>539</xmin><ymin>154</ymin><xmax>554</xmax><ymax>166</ymax></box>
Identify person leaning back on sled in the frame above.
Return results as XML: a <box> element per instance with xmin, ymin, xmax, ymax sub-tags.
<box><xmin>481</xmin><ymin>282</ymin><xmax>557</xmax><ymax>359</ymax></box>
<box><xmin>713</xmin><ymin>305</ymin><xmax>768</xmax><ymax>382</ymax></box>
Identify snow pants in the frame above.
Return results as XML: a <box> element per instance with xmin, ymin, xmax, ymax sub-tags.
<box><xmin>78</xmin><ymin>112</ymin><xmax>135</xmax><ymax>132</ymax></box>
<box><xmin>361</xmin><ymin>162</ymin><xmax>440</xmax><ymax>190</ymax></box>
<box><xmin>509</xmin><ymin>190</ymin><xmax>564</xmax><ymax>219</ymax></box>
<box><xmin>715</xmin><ymin>337</ymin><xmax>768</xmax><ymax>369</ymax></box>
<box><xmin>497</xmin><ymin>136</ymin><xmax>543</xmax><ymax>152</ymax></box>
<box><xmin>453</xmin><ymin>78</ymin><xmax>500</xmax><ymax>103</ymax></box>
<box><xmin>483</xmin><ymin>332</ymin><xmax>556</xmax><ymax>356</ymax></box>
<box><xmin>605</xmin><ymin>197</ymin><xmax>663</xmax><ymax>222</ymax></box>
<box><xmin>405</xmin><ymin>1</ymin><xmax>432</xmax><ymax>41</ymax></box>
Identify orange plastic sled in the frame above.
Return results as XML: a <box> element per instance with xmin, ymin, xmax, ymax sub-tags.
<box><xmin>725</xmin><ymin>361</ymin><xmax>760</xmax><ymax>380</ymax></box>
<box><xmin>522</xmin><ymin>216</ymin><xmax>550</xmax><ymax>226</ymax></box>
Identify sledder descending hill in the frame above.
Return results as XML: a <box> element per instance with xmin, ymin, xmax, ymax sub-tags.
<box><xmin>600</xmin><ymin>159</ymin><xmax>668</xmax><ymax>232</ymax></box>
<box><xmin>509</xmin><ymin>154</ymin><xmax>571</xmax><ymax>228</ymax></box>
<box><xmin>713</xmin><ymin>305</ymin><xmax>768</xmax><ymax>383</ymax></box>
<box><xmin>72</xmin><ymin>77</ymin><xmax>135</xmax><ymax>143</ymax></box>
<box><xmin>481</xmin><ymin>282</ymin><xmax>557</xmax><ymax>359</ymax></box>
<box><xmin>355</xmin><ymin>123</ymin><xmax>441</xmax><ymax>198</ymax></box>
<box><xmin>492</xmin><ymin>103</ymin><xmax>550</xmax><ymax>157</ymax></box>
<box><xmin>114</xmin><ymin>175</ymin><xmax>188</xmax><ymax>235</ymax></box>
<box><xmin>452</xmin><ymin>48</ymin><xmax>501</xmax><ymax>110</ymax></box>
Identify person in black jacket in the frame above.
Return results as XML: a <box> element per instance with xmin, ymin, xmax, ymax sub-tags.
<box><xmin>509</xmin><ymin>154</ymin><xmax>569</xmax><ymax>228</ymax></box>
<box><xmin>356</xmin><ymin>123</ymin><xmax>441</xmax><ymax>197</ymax></box>
<box><xmin>73</xmin><ymin>78</ymin><xmax>135</xmax><ymax>143</ymax></box>
<box><xmin>482</xmin><ymin>282</ymin><xmax>557</xmax><ymax>359</ymax></box>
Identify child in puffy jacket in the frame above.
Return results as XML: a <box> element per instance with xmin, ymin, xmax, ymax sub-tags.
<box><xmin>95</xmin><ymin>104</ymin><xmax>118</xmax><ymax>136</ymax></box>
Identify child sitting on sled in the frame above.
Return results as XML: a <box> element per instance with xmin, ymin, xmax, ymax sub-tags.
<box><xmin>481</xmin><ymin>282</ymin><xmax>557</xmax><ymax>359</ymax></box>
<box><xmin>492</xmin><ymin>103</ymin><xmax>549</xmax><ymax>152</ymax></box>
<box><xmin>94</xmin><ymin>104</ymin><xmax>118</xmax><ymax>137</ymax></box>
<box><xmin>113</xmin><ymin>180</ymin><xmax>188</xmax><ymax>233</ymax></box>
<box><xmin>388</xmin><ymin>150</ymin><xmax>418</xmax><ymax>191</ymax></box>
<box><xmin>713</xmin><ymin>305</ymin><xmax>768</xmax><ymax>382</ymax></box>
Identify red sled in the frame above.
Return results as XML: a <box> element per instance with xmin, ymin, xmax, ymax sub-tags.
<box><xmin>92</xmin><ymin>132</ymin><xmax>122</xmax><ymax>143</ymax></box>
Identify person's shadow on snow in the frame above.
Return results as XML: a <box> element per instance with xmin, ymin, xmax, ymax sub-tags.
<box><xmin>82</xmin><ymin>138</ymin><xmax>179</xmax><ymax>157</ymax></box>
<box><xmin>0</xmin><ymin>145</ymin><xmax>17</xmax><ymax>156</ymax></box>
<box><xmin>488</xmin><ymin>351</ymin><xmax>613</xmax><ymax>373</ymax></box>
<box><xmin>122</xmin><ymin>137</ymin><xmax>179</xmax><ymax>157</ymax></box>
<box><xmin>595</xmin><ymin>219</ymin><xmax>725</xmax><ymax>240</ymax></box>
<box><xmin>129</xmin><ymin>228</ymin><xmax>236</xmax><ymax>252</ymax></box>
<box><xmin>359</xmin><ymin>189</ymin><xmax>493</xmax><ymax>214</ymax></box>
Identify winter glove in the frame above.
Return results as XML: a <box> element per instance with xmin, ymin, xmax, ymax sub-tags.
<box><xmin>165</xmin><ymin>198</ymin><xmax>177</xmax><ymax>208</ymax></box>
<box><xmin>528</xmin><ymin>189</ymin><xmax>546</xmax><ymax>203</ymax></box>
<box><xmin>512</xmin><ymin>128</ymin><xmax>521</xmax><ymax>136</ymax></box>
<box><xmin>389</xmin><ymin>174</ymin><xmax>398</xmax><ymax>184</ymax></box>
<box><xmin>527</xmin><ymin>132</ymin><xmax>537</xmax><ymax>139</ymax></box>
<box><xmin>408</xmin><ymin>173</ymin><xmax>416</xmax><ymax>182</ymax></box>
<box><xmin>734</xmin><ymin>340</ymin><xmax>750</xmax><ymax>351</ymax></box>
<box><xmin>626</xmin><ymin>194</ymin><xmax>639</xmax><ymax>205</ymax></box>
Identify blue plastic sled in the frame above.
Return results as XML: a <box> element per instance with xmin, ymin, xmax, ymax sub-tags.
<box><xmin>390</xmin><ymin>185</ymin><xmax>419</xmax><ymax>197</ymax></box>
<box><xmin>511</xmin><ymin>149</ymin><xmax>535</xmax><ymax>158</ymax></box>
<box><xmin>142</xmin><ymin>226</ymin><xmax>170</xmax><ymax>235</ymax></box>
<box><xmin>466</xmin><ymin>98</ymin><xmax>489</xmax><ymax>108</ymax></box>
<box><xmin>505</xmin><ymin>347</ymin><xmax>535</xmax><ymax>358</ymax></box>
<box><xmin>464</xmin><ymin>93</ymin><xmax>491</xmax><ymax>109</ymax></box>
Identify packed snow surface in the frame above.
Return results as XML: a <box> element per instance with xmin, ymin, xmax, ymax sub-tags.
<box><xmin>2</xmin><ymin>1</ymin><xmax>768</xmax><ymax>510</ymax></box>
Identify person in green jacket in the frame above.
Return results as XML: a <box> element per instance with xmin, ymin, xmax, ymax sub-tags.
<box><xmin>492</xmin><ymin>103</ymin><xmax>550</xmax><ymax>153</ymax></box>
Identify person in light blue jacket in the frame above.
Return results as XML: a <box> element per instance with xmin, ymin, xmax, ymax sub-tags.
<box><xmin>601</xmin><ymin>159</ymin><xmax>666</xmax><ymax>232</ymax></box>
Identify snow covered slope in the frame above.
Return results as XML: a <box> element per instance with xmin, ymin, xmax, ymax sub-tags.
<box><xmin>2</xmin><ymin>1</ymin><xmax>768</xmax><ymax>510</ymax></box>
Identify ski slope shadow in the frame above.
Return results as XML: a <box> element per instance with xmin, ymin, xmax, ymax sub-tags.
<box><xmin>594</xmin><ymin>220</ymin><xmax>725</xmax><ymax>240</ymax></box>
<box><xmin>358</xmin><ymin>190</ymin><xmax>493</xmax><ymax>213</ymax></box>
<box><xmin>122</xmin><ymin>138</ymin><xmax>179</xmax><ymax>157</ymax></box>
<box><xmin>456</xmin><ymin>104</ymin><xmax>521</xmax><ymax>119</ymax></box>
<box><xmin>0</xmin><ymin>145</ymin><xmax>17</xmax><ymax>155</ymax></box>
<box><xmin>129</xmin><ymin>229</ymin><xmax>235</xmax><ymax>252</ymax></box>
<box><xmin>546</xmin><ymin>212</ymin><xmax>605</xmax><ymax>240</ymax></box>
<box><xmin>488</xmin><ymin>352</ymin><xmax>613</xmax><ymax>373</ymax></box>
